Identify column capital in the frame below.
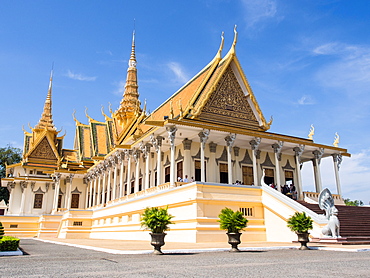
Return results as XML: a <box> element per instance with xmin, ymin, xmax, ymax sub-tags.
<box><xmin>7</xmin><ymin>181</ymin><xmax>16</xmax><ymax>193</ymax></box>
<box><xmin>198</xmin><ymin>129</ymin><xmax>210</xmax><ymax>149</ymax></box>
<box><xmin>293</xmin><ymin>144</ymin><xmax>305</xmax><ymax>164</ymax></box>
<box><xmin>167</xmin><ymin>125</ymin><xmax>178</xmax><ymax>147</ymax></box>
<box><xmin>133</xmin><ymin>149</ymin><xmax>141</xmax><ymax>163</ymax></box>
<box><xmin>312</xmin><ymin>148</ymin><xmax>325</xmax><ymax>163</ymax></box>
<box><xmin>272</xmin><ymin>141</ymin><xmax>283</xmax><ymax>161</ymax></box>
<box><xmin>332</xmin><ymin>153</ymin><xmax>343</xmax><ymax>170</ymax></box>
<box><xmin>249</xmin><ymin>137</ymin><xmax>261</xmax><ymax>156</ymax></box>
<box><xmin>225</xmin><ymin>133</ymin><xmax>236</xmax><ymax>147</ymax></box>
<box><xmin>52</xmin><ymin>173</ymin><xmax>62</xmax><ymax>183</ymax></box>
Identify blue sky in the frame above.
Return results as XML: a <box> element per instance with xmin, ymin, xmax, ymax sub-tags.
<box><xmin>1</xmin><ymin>0</ymin><xmax>370</xmax><ymax>203</ymax></box>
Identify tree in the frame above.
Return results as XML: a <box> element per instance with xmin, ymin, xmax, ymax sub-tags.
<box><xmin>344</xmin><ymin>198</ymin><xmax>364</xmax><ymax>206</ymax></box>
<box><xmin>0</xmin><ymin>145</ymin><xmax>22</xmax><ymax>204</ymax></box>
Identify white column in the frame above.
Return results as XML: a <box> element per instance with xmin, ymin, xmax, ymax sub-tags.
<box><xmin>6</xmin><ymin>182</ymin><xmax>16</xmax><ymax>214</ymax></box>
<box><xmin>272</xmin><ymin>141</ymin><xmax>283</xmax><ymax>192</ymax></box>
<box><xmin>198</xmin><ymin>129</ymin><xmax>210</xmax><ymax>183</ymax></box>
<box><xmin>249</xmin><ymin>137</ymin><xmax>261</xmax><ymax>186</ymax></box>
<box><xmin>209</xmin><ymin>142</ymin><xmax>217</xmax><ymax>182</ymax></box>
<box><xmin>119</xmin><ymin>151</ymin><xmax>125</xmax><ymax>197</ymax></box>
<box><xmin>293</xmin><ymin>145</ymin><xmax>305</xmax><ymax>200</ymax></box>
<box><xmin>87</xmin><ymin>178</ymin><xmax>93</xmax><ymax>208</ymax></box>
<box><xmin>142</xmin><ymin>143</ymin><xmax>151</xmax><ymax>190</ymax></box>
<box><xmin>112</xmin><ymin>157</ymin><xmax>118</xmax><ymax>200</ymax></box>
<box><xmin>97</xmin><ymin>172</ymin><xmax>102</xmax><ymax>205</ymax></box>
<box><xmin>101</xmin><ymin>166</ymin><xmax>107</xmax><ymax>204</ymax></box>
<box><xmin>44</xmin><ymin>182</ymin><xmax>50</xmax><ymax>213</ymax></box>
<box><xmin>233</xmin><ymin>147</ymin><xmax>240</xmax><ymax>182</ymax></box>
<box><xmin>19</xmin><ymin>181</ymin><xmax>27</xmax><ymax>214</ymax></box>
<box><xmin>52</xmin><ymin>173</ymin><xmax>61</xmax><ymax>211</ymax></box>
<box><xmin>225</xmin><ymin>134</ymin><xmax>236</xmax><ymax>185</ymax></box>
<box><xmin>182</xmin><ymin>139</ymin><xmax>192</xmax><ymax>180</ymax></box>
<box><xmin>151</xmin><ymin>135</ymin><xmax>163</xmax><ymax>186</ymax></box>
<box><xmin>312</xmin><ymin>148</ymin><xmax>324</xmax><ymax>193</ymax></box>
<box><xmin>167</xmin><ymin>126</ymin><xmax>178</xmax><ymax>186</ymax></box>
<box><xmin>126</xmin><ymin>150</ymin><xmax>132</xmax><ymax>194</ymax></box>
<box><xmin>67</xmin><ymin>174</ymin><xmax>74</xmax><ymax>210</ymax></box>
<box><xmin>133</xmin><ymin>149</ymin><xmax>140</xmax><ymax>193</ymax></box>
<box><xmin>332</xmin><ymin>153</ymin><xmax>343</xmax><ymax>196</ymax></box>
<box><xmin>92</xmin><ymin>174</ymin><xmax>97</xmax><ymax>207</ymax></box>
<box><xmin>106</xmin><ymin>166</ymin><xmax>112</xmax><ymax>203</ymax></box>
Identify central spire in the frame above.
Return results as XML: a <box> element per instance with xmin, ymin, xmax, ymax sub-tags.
<box><xmin>116</xmin><ymin>30</ymin><xmax>141</xmax><ymax>125</ymax></box>
<box><xmin>35</xmin><ymin>69</ymin><xmax>56</xmax><ymax>131</ymax></box>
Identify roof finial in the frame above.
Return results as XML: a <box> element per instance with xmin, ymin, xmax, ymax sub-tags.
<box><xmin>35</xmin><ymin>65</ymin><xmax>56</xmax><ymax>131</ymax></box>
<box><xmin>231</xmin><ymin>25</ymin><xmax>238</xmax><ymax>53</ymax></box>
<box><xmin>129</xmin><ymin>22</ymin><xmax>136</xmax><ymax>68</ymax></box>
<box><xmin>216</xmin><ymin>31</ymin><xmax>225</xmax><ymax>59</ymax></box>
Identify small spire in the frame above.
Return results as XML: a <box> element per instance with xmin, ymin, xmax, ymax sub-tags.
<box><xmin>128</xmin><ymin>30</ymin><xmax>136</xmax><ymax>68</ymax></box>
<box><xmin>35</xmin><ymin>67</ymin><xmax>56</xmax><ymax>131</ymax></box>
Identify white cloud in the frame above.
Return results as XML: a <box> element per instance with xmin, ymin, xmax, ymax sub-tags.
<box><xmin>313</xmin><ymin>42</ymin><xmax>370</xmax><ymax>94</ymax></box>
<box><xmin>241</xmin><ymin>0</ymin><xmax>278</xmax><ymax>28</ymax></box>
<box><xmin>112</xmin><ymin>80</ymin><xmax>125</xmax><ymax>96</ymax></box>
<box><xmin>297</xmin><ymin>95</ymin><xmax>315</xmax><ymax>105</ymax></box>
<box><xmin>167</xmin><ymin>62</ymin><xmax>189</xmax><ymax>84</ymax></box>
<box><xmin>301</xmin><ymin>149</ymin><xmax>370</xmax><ymax>204</ymax></box>
<box><xmin>65</xmin><ymin>70</ymin><xmax>97</xmax><ymax>81</ymax></box>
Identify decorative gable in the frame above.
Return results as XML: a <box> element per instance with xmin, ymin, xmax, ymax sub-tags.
<box><xmin>197</xmin><ymin>66</ymin><xmax>261</xmax><ymax>130</ymax></box>
<box><xmin>29</xmin><ymin>137</ymin><xmax>57</xmax><ymax>161</ymax></box>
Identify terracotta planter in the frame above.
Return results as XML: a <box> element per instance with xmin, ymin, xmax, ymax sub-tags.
<box><xmin>150</xmin><ymin>233</ymin><xmax>166</xmax><ymax>255</ymax></box>
<box><xmin>227</xmin><ymin>232</ymin><xmax>242</xmax><ymax>252</ymax></box>
<box><xmin>297</xmin><ymin>232</ymin><xmax>310</xmax><ymax>250</ymax></box>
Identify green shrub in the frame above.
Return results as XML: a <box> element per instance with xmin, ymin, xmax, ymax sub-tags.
<box><xmin>218</xmin><ymin>207</ymin><xmax>248</xmax><ymax>233</ymax></box>
<box><xmin>0</xmin><ymin>222</ymin><xmax>4</xmax><ymax>239</ymax></box>
<box><xmin>0</xmin><ymin>236</ymin><xmax>20</xmax><ymax>251</ymax></box>
<box><xmin>287</xmin><ymin>212</ymin><xmax>313</xmax><ymax>233</ymax></box>
<box><xmin>141</xmin><ymin>207</ymin><xmax>174</xmax><ymax>233</ymax></box>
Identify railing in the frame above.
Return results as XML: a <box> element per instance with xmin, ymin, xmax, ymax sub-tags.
<box><xmin>86</xmin><ymin>181</ymin><xmax>193</xmax><ymax>209</ymax></box>
<box><xmin>303</xmin><ymin>191</ymin><xmax>343</xmax><ymax>204</ymax></box>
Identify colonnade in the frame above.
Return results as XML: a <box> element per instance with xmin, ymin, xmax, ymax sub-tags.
<box><xmin>82</xmin><ymin>127</ymin><xmax>344</xmax><ymax>208</ymax></box>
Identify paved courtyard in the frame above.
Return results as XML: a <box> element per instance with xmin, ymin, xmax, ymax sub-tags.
<box><xmin>1</xmin><ymin>239</ymin><xmax>370</xmax><ymax>277</ymax></box>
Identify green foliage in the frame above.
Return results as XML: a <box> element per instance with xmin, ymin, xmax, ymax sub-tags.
<box><xmin>0</xmin><ymin>145</ymin><xmax>22</xmax><ymax>204</ymax></box>
<box><xmin>287</xmin><ymin>212</ymin><xmax>313</xmax><ymax>233</ymax></box>
<box><xmin>0</xmin><ymin>222</ymin><xmax>4</xmax><ymax>239</ymax></box>
<box><xmin>0</xmin><ymin>236</ymin><xmax>20</xmax><ymax>251</ymax></box>
<box><xmin>218</xmin><ymin>207</ymin><xmax>248</xmax><ymax>233</ymax></box>
<box><xmin>141</xmin><ymin>207</ymin><xmax>174</xmax><ymax>233</ymax></box>
<box><xmin>344</xmin><ymin>198</ymin><xmax>364</xmax><ymax>206</ymax></box>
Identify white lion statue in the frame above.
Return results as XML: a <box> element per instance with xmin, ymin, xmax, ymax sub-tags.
<box><xmin>319</xmin><ymin>188</ymin><xmax>340</xmax><ymax>238</ymax></box>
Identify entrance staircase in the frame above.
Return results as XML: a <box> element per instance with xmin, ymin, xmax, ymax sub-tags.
<box><xmin>297</xmin><ymin>201</ymin><xmax>370</xmax><ymax>244</ymax></box>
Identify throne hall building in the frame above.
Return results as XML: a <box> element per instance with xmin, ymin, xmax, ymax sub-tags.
<box><xmin>1</xmin><ymin>29</ymin><xmax>350</xmax><ymax>243</ymax></box>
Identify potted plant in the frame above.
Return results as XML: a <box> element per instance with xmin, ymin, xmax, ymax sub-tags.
<box><xmin>141</xmin><ymin>206</ymin><xmax>174</xmax><ymax>255</ymax></box>
<box><xmin>287</xmin><ymin>211</ymin><xmax>313</xmax><ymax>250</ymax></box>
<box><xmin>218</xmin><ymin>207</ymin><xmax>248</xmax><ymax>252</ymax></box>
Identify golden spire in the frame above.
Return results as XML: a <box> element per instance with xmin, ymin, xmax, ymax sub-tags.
<box><xmin>35</xmin><ymin>68</ymin><xmax>56</xmax><ymax>131</ymax></box>
<box><xmin>115</xmin><ymin>30</ymin><xmax>141</xmax><ymax>125</ymax></box>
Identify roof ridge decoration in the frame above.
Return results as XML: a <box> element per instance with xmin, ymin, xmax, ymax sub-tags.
<box><xmin>34</xmin><ymin>68</ymin><xmax>56</xmax><ymax>131</ymax></box>
<box><xmin>72</xmin><ymin>110</ymin><xmax>88</xmax><ymax>126</ymax></box>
